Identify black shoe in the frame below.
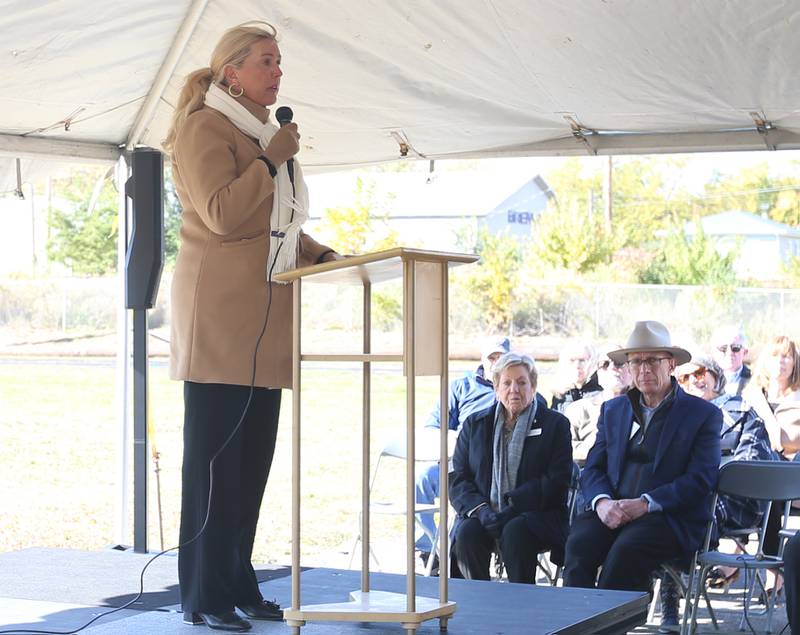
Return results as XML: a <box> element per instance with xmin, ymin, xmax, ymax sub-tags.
<box><xmin>236</xmin><ymin>599</ymin><xmax>283</xmax><ymax>621</ymax></box>
<box><xmin>183</xmin><ymin>611</ymin><xmax>252</xmax><ymax>632</ymax></box>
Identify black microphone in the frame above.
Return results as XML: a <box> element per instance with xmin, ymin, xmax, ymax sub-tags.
<box><xmin>275</xmin><ymin>106</ymin><xmax>295</xmax><ymax>187</ymax></box>
<box><xmin>275</xmin><ymin>105</ymin><xmax>293</xmax><ymax>127</ymax></box>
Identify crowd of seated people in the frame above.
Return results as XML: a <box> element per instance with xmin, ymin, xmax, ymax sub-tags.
<box><xmin>436</xmin><ymin>322</ymin><xmax>800</xmax><ymax>633</ymax></box>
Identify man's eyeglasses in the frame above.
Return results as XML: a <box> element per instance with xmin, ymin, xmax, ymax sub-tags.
<box><xmin>716</xmin><ymin>344</ymin><xmax>743</xmax><ymax>353</ymax></box>
<box><xmin>627</xmin><ymin>356</ymin><xmax>671</xmax><ymax>370</ymax></box>
<box><xmin>678</xmin><ymin>368</ymin><xmax>707</xmax><ymax>384</ymax></box>
<box><xmin>599</xmin><ymin>359</ymin><xmax>626</xmax><ymax>370</ymax></box>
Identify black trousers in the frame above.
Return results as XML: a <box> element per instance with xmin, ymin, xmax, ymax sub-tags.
<box><xmin>562</xmin><ymin>510</ymin><xmax>682</xmax><ymax>592</ymax></box>
<box><xmin>179</xmin><ymin>381</ymin><xmax>281</xmax><ymax>613</ymax></box>
<box><xmin>784</xmin><ymin>531</ymin><xmax>800</xmax><ymax>635</ymax></box>
<box><xmin>452</xmin><ymin>514</ymin><xmax>562</xmax><ymax>584</ymax></box>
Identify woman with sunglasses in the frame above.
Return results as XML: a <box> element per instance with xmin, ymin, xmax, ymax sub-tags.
<box><xmin>675</xmin><ymin>355</ymin><xmax>775</xmax><ymax>553</ymax></box>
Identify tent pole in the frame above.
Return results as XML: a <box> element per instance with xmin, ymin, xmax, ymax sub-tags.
<box><xmin>126</xmin><ymin>0</ymin><xmax>210</xmax><ymax>150</ymax></box>
<box><xmin>115</xmin><ymin>155</ymin><xmax>131</xmax><ymax>547</ymax></box>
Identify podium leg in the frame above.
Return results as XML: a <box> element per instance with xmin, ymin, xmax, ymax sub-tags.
<box><xmin>403</xmin><ymin>260</ymin><xmax>416</xmax><ymax>612</ymax></box>
<box><xmin>362</xmin><ymin>281</ymin><xmax>371</xmax><ymax>593</ymax></box>
<box><xmin>439</xmin><ymin>262</ymin><xmax>449</xmax><ymax>605</ymax></box>
<box><xmin>291</xmin><ymin>279</ymin><xmax>302</xmax><ymax>617</ymax></box>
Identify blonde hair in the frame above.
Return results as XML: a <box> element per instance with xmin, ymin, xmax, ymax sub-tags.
<box><xmin>753</xmin><ymin>335</ymin><xmax>800</xmax><ymax>393</ymax></box>
<box><xmin>163</xmin><ymin>21</ymin><xmax>277</xmax><ymax>154</ymax></box>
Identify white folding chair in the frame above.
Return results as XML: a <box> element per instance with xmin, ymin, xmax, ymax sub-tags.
<box><xmin>348</xmin><ymin>431</ymin><xmax>443</xmax><ymax>576</ymax></box>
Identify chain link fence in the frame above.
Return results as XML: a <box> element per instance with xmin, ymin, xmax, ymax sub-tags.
<box><xmin>1</xmin><ymin>275</ymin><xmax>798</xmax><ymax>354</ymax></box>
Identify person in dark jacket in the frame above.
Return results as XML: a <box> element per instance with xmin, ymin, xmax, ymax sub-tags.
<box><xmin>550</xmin><ymin>339</ymin><xmax>602</xmax><ymax>412</ymax></box>
<box><xmin>710</xmin><ymin>325</ymin><xmax>751</xmax><ymax>397</ymax></box>
<box><xmin>784</xmin><ymin>530</ymin><xmax>800</xmax><ymax>635</ymax></box>
<box><xmin>449</xmin><ymin>352</ymin><xmax>572</xmax><ymax>583</ymax></box>
<box><xmin>562</xmin><ymin>321</ymin><xmax>722</xmax><ymax>595</ymax></box>
<box><xmin>414</xmin><ymin>336</ymin><xmax>510</xmax><ymax>567</ymax></box>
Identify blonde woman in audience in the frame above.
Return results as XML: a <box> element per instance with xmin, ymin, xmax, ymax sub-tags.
<box><xmin>743</xmin><ymin>335</ymin><xmax>800</xmax><ymax>601</ymax></box>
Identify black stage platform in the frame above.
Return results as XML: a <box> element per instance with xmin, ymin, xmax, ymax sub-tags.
<box><xmin>0</xmin><ymin>548</ymin><xmax>648</xmax><ymax>634</ymax></box>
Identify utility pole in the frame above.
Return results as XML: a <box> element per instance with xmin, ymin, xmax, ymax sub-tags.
<box><xmin>603</xmin><ymin>156</ymin><xmax>613</xmax><ymax>231</ymax></box>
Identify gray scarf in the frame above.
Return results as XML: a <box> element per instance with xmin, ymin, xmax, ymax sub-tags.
<box><xmin>490</xmin><ymin>399</ymin><xmax>537</xmax><ymax>512</ymax></box>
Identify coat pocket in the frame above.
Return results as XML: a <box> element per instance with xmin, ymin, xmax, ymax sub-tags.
<box><xmin>220</xmin><ymin>231</ymin><xmax>268</xmax><ymax>247</ymax></box>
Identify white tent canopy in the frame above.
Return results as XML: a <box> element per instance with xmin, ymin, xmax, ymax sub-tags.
<box><xmin>2</xmin><ymin>0</ymin><xmax>800</xmax><ymax>190</ymax></box>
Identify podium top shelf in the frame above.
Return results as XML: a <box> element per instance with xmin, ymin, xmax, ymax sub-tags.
<box><xmin>273</xmin><ymin>247</ymin><xmax>478</xmax><ymax>285</ymax></box>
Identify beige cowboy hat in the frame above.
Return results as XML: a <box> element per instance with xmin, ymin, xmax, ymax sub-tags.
<box><xmin>607</xmin><ymin>320</ymin><xmax>691</xmax><ymax>365</ymax></box>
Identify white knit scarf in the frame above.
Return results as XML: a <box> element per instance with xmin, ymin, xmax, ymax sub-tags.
<box><xmin>204</xmin><ymin>83</ymin><xmax>308</xmax><ymax>281</ymax></box>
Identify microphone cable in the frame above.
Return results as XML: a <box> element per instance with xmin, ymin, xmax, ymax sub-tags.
<box><xmin>0</xmin><ymin>153</ymin><xmax>295</xmax><ymax>635</ymax></box>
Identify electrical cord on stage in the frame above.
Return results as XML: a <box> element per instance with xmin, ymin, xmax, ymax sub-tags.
<box><xmin>0</xmin><ymin>182</ymin><xmax>296</xmax><ymax>635</ymax></box>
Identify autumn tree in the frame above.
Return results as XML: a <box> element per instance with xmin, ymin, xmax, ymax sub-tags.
<box><xmin>317</xmin><ymin>177</ymin><xmax>399</xmax><ymax>254</ymax></box>
<box><xmin>463</xmin><ymin>229</ymin><xmax>523</xmax><ymax>331</ymax></box>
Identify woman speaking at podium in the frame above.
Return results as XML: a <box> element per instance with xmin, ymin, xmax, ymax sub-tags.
<box><xmin>163</xmin><ymin>21</ymin><xmax>338</xmax><ymax>632</ymax></box>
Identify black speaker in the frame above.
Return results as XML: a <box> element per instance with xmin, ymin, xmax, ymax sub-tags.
<box><xmin>125</xmin><ymin>148</ymin><xmax>164</xmax><ymax>310</ymax></box>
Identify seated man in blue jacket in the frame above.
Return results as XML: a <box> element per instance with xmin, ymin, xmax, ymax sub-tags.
<box><xmin>414</xmin><ymin>336</ymin><xmax>510</xmax><ymax>571</ymax></box>
<box><xmin>563</xmin><ymin>320</ymin><xmax>722</xmax><ymax>593</ymax></box>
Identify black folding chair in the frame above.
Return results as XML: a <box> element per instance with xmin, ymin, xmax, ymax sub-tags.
<box><xmin>682</xmin><ymin>460</ymin><xmax>800</xmax><ymax>634</ymax></box>
<box><xmin>493</xmin><ymin>461</ymin><xmax>581</xmax><ymax>585</ymax></box>
<box><xmin>536</xmin><ymin>460</ymin><xmax>582</xmax><ymax>585</ymax></box>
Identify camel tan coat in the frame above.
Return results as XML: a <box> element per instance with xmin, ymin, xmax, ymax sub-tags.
<box><xmin>169</xmin><ymin>96</ymin><xmax>331</xmax><ymax>389</ymax></box>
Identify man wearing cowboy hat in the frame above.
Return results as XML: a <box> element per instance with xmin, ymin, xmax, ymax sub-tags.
<box><xmin>563</xmin><ymin>320</ymin><xmax>721</xmax><ymax>594</ymax></box>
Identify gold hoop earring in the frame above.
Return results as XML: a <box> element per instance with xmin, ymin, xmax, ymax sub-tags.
<box><xmin>228</xmin><ymin>83</ymin><xmax>244</xmax><ymax>98</ymax></box>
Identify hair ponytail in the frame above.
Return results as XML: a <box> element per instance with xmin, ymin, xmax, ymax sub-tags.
<box><xmin>163</xmin><ymin>67</ymin><xmax>213</xmax><ymax>154</ymax></box>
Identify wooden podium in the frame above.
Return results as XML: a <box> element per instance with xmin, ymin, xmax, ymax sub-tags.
<box><xmin>274</xmin><ymin>248</ymin><xmax>478</xmax><ymax>634</ymax></box>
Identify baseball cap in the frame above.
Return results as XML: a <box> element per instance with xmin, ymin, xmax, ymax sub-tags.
<box><xmin>481</xmin><ymin>337</ymin><xmax>511</xmax><ymax>358</ymax></box>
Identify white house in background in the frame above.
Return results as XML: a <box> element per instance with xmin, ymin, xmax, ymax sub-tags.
<box><xmin>481</xmin><ymin>175</ymin><xmax>553</xmax><ymax>239</ymax></box>
<box><xmin>305</xmin><ymin>169</ymin><xmax>552</xmax><ymax>251</ymax></box>
<box><xmin>686</xmin><ymin>210</ymin><xmax>800</xmax><ymax>281</ymax></box>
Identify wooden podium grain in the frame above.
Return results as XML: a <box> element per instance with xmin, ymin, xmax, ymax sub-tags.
<box><xmin>275</xmin><ymin>248</ymin><xmax>478</xmax><ymax>634</ymax></box>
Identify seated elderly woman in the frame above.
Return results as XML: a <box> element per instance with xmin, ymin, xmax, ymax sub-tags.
<box><xmin>449</xmin><ymin>352</ymin><xmax>573</xmax><ymax>583</ymax></box>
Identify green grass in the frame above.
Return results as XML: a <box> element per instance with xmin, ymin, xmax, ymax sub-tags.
<box><xmin>1</xmin><ymin>358</ymin><xmax>557</xmax><ymax>568</ymax></box>
<box><xmin>0</xmin><ymin>360</ymin><xmax>478</xmax><ymax>562</ymax></box>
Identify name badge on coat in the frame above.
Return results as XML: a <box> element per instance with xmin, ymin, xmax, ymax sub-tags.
<box><xmin>527</xmin><ymin>428</ymin><xmax>543</xmax><ymax>437</ymax></box>
<box><xmin>629</xmin><ymin>421</ymin><xmax>641</xmax><ymax>440</ymax></box>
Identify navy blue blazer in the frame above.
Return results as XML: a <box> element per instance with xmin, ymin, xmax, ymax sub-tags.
<box><xmin>581</xmin><ymin>385</ymin><xmax>722</xmax><ymax>554</ymax></box>
<box><xmin>449</xmin><ymin>394</ymin><xmax>572</xmax><ymax>539</ymax></box>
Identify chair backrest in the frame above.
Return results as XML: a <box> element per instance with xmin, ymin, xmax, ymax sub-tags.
<box><xmin>377</xmin><ymin>429</ymin><xmax>447</xmax><ymax>463</ymax></box>
<box><xmin>717</xmin><ymin>460</ymin><xmax>800</xmax><ymax>501</ymax></box>
<box><xmin>380</xmin><ymin>432</ymin><xmax>410</xmax><ymax>460</ymax></box>
<box><xmin>369</xmin><ymin>431</ymin><xmax>442</xmax><ymax>492</ymax></box>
